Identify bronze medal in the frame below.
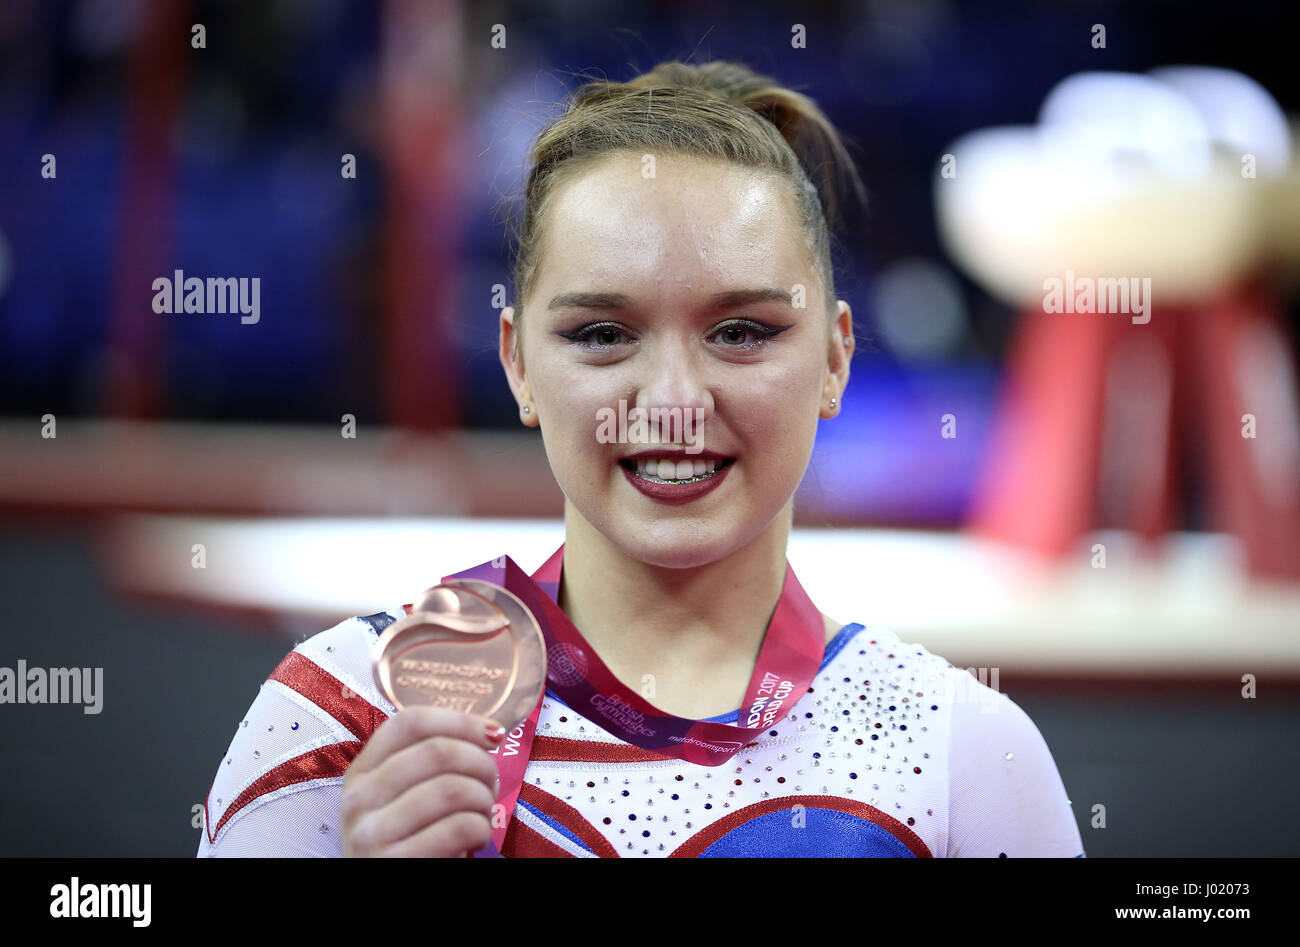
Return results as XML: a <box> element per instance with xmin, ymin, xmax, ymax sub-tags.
<box><xmin>371</xmin><ymin>579</ymin><xmax>547</xmax><ymax>731</ymax></box>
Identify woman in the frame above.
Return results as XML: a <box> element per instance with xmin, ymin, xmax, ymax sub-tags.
<box><xmin>197</xmin><ymin>60</ymin><xmax>1084</xmax><ymax>858</ymax></box>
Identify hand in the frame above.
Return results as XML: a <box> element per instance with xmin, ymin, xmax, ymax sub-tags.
<box><xmin>341</xmin><ymin>707</ymin><xmax>505</xmax><ymax>857</ymax></box>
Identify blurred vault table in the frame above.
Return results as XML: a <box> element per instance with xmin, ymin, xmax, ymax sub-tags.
<box><xmin>100</xmin><ymin>515</ymin><xmax>1300</xmax><ymax>686</ymax></box>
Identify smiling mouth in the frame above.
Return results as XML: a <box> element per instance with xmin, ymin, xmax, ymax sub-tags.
<box><xmin>618</xmin><ymin>457</ymin><xmax>736</xmax><ymax>484</ymax></box>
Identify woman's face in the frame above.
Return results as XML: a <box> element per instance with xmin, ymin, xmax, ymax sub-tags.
<box><xmin>500</xmin><ymin>152</ymin><xmax>852</xmax><ymax>569</ymax></box>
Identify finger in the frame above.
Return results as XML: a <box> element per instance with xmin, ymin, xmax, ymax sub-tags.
<box><xmin>354</xmin><ymin>773</ymin><xmax>495</xmax><ymax>853</ymax></box>
<box><xmin>349</xmin><ymin>734</ymin><xmax>500</xmax><ymax>816</ymax></box>
<box><xmin>384</xmin><ymin>811</ymin><xmax>493</xmax><ymax>858</ymax></box>
<box><xmin>349</xmin><ymin>707</ymin><xmax>506</xmax><ymax>778</ymax></box>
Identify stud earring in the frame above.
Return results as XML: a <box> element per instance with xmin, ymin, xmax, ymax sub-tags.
<box><xmin>829</xmin><ymin>397</ymin><xmax>838</xmax><ymax>409</ymax></box>
<box><xmin>522</xmin><ymin>404</ymin><xmax>530</xmax><ymax>414</ymax></box>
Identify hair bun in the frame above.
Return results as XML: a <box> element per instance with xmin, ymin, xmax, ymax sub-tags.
<box><xmin>627</xmin><ymin>61</ymin><xmax>803</xmax><ymax>148</ymax></box>
<box><xmin>619</xmin><ymin>60</ymin><xmax>863</xmax><ymax>229</ymax></box>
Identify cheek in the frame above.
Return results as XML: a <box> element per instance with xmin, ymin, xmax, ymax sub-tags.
<box><xmin>531</xmin><ymin>367</ymin><xmax>609</xmax><ymax>467</ymax></box>
<box><xmin>732</xmin><ymin>362</ymin><xmax>820</xmax><ymax>431</ymax></box>
<box><xmin>532</xmin><ymin>359</ymin><xmax>586</xmax><ymax>413</ymax></box>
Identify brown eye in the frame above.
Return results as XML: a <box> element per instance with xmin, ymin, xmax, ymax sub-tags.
<box><xmin>709</xmin><ymin>318</ymin><xmax>789</xmax><ymax>350</ymax></box>
<box><xmin>558</xmin><ymin>321</ymin><xmax>632</xmax><ymax>349</ymax></box>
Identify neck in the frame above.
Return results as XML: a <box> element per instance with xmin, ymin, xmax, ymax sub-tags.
<box><xmin>556</xmin><ymin>502</ymin><xmax>795</xmax><ymax>716</ymax></box>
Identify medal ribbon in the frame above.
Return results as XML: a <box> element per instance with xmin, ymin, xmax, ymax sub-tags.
<box><xmin>443</xmin><ymin>543</ymin><xmax>825</xmax><ymax>857</ymax></box>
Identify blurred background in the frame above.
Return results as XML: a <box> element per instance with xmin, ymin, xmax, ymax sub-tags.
<box><xmin>0</xmin><ymin>0</ymin><xmax>1297</xmax><ymax>857</ymax></box>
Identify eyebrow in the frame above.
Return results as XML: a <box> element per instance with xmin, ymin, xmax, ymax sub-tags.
<box><xmin>546</xmin><ymin>287</ymin><xmax>794</xmax><ymax>312</ymax></box>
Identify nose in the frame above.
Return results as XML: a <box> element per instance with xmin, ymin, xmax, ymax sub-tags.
<box><xmin>632</xmin><ymin>344</ymin><xmax>714</xmax><ymax>445</ymax></box>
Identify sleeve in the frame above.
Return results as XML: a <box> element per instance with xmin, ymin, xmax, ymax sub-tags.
<box><xmin>197</xmin><ymin>612</ymin><xmax>400</xmax><ymax>857</ymax></box>
<box><xmin>944</xmin><ymin>678</ymin><xmax>1085</xmax><ymax>858</ymax></box>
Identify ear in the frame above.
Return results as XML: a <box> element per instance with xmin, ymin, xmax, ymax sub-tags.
<box><xmin>499</xmin><ymin>306</ymin><xmax>538</xmax><ymax>426</ymax></box>
<box><xmin>820</xmin><ymin>300</ymin><xmax>853</xmax><ymax>418</ymax></box>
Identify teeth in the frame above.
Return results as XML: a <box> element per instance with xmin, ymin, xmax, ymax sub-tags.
<box><xmin>633</xmin><ymin>457</ymin><xmax>722</xmax><ymax>482</ymax></box>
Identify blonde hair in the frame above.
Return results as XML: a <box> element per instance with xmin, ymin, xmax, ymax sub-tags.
<box><xmin>506</xmin><ymin>60</ymin><xmax>867</xmax><ymax>355</ymax></box>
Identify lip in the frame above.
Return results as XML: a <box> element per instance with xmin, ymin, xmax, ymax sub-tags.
<box><xmin>622</xmin><ymin>449</ymin><xmax>732</xmax><ymax>461</ymax></box>
<box><xmin>619</xmin><ymin>457</ymin><xmax>733</xmax><ymax>503</ymax></box>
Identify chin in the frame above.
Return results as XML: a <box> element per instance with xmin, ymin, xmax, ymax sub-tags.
<box><xmin>563</xmin><ymin>469</ymin><xmax>793</xmax><ymax>568</ymax></box>
<box><xmin>623</xmin><ymin>535</ymin><xmax>734</xmax><ymax>570</ymax></box>
<box><xmin>611</xmin><ymin>509</ymin><xmax>775</xmax><ymax>571</ymax></box>
<box><xmin>569</xmin><ymin>500</ymin><xmax>731</xmax><ymax>569</ymax></box>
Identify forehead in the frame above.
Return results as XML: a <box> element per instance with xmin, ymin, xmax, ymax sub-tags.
<box><xmin>536</xmin><ymin>152</ymin><xmax>813</xmax><ymax>295</ymax></box>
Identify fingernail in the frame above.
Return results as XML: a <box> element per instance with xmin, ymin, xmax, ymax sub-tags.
<box><xmin>485</xmin><ymin>723</ymin><xmax>506</xmax><ymax>744</ymax></box>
